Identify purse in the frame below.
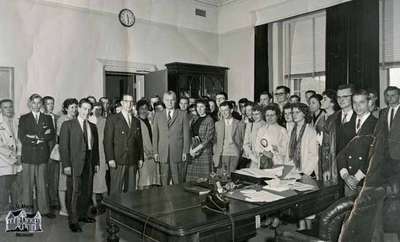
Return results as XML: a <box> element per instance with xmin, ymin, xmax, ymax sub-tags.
<box><xmin>50</xmin><ymin>144</ymin><xmax>60</xmax><ymax>161</ymax></box>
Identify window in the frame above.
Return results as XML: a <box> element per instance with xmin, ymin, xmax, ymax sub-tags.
<box><xmin>389</xmin><ymin>68</ymin><xmax>400</xmax><ymax>87</ymax></box>
<box><xmin>270</xmin><ymin>11</ymin><xmax>326</xmax><ymax>100</ymax></box>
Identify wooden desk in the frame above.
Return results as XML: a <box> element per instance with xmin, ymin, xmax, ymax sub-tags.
<box><xmin>103</xmin><ymin>183</ymin><xmax>340</xmax><ymax>242</ymax></box>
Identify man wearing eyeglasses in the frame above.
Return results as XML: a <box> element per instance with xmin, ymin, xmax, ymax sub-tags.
<box><xmin>274</xmin><ymin>86</ymin><xmax>290</xmax><ymax>111</ymax></box>
<box><xmin>104</xmin><ymin>94</ymin><xmax>144</xmax><ymax>194</ymax></box>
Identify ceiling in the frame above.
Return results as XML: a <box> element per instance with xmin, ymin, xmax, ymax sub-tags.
<box><xmin>194</xmin><ymin>0</ymin><xmax>240</xmax><ymax>7</ymax></box>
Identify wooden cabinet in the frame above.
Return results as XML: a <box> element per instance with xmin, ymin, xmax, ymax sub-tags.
<box><xmin>165</xmin><ymin>62</ymin><xmax>228</xmax><ymax>99</ymax></box>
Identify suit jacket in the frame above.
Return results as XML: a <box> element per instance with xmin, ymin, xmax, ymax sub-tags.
<box><xmin>46</xmin><ymin>112</ymin><xmax>59</xmax><ymax>150</ymax></box>
<box><xmin>104</xmin><ymin>113</ymin><xmax>144</xmax><ymax>166</ymax></box>
<box><xmin>378</xmin><ymin>107</ymin><xmax>400</xmax><ymax>160</ymax></box>
<box><xmin>335</xmin><ymin>110</ymin><xmax>357</xmax><ymax>154</ymax></box>
<box><xmin>152</xmin><ymin>109</ymin><xmax>190</xmax><ymax>163</ymax></box>
<box><xmin>0</xmin><ymin>114</ymin><xmax>21</xmax><ymax>176</ymax></box>
<box><xmin>213</xmin><ymin>118</ymin><xmax>245</xmax><ymax>166</ymax></box>
<box><xmin>59</xmin><ymin>119</ymin><xmax>99</xmax><ymax>176</ymax></box>
<box><xmin>18</xmin><ymin>112</ymin><xmax>55</xmax><ymax>164</ymax></box>
<box><xmin>337</xmin><ymin>114</ymin><xmax>377</xmax><ymax>178</ymax></box>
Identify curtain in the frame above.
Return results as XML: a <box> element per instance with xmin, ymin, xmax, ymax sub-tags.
<box><xmin>254</xmin><ymin>24</ymin><xmax>269</xmax><ymax>100</ymax></box>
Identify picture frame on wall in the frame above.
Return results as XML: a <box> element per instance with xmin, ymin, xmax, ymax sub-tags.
<box><xmin>0</xmin><ymin>67</ymin><xmax>14</xmax><ymax>100</ymax></box>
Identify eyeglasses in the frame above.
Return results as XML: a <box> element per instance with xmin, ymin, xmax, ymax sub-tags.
<box><xmin>274</xmin><ymin>92</ymin><xmax>286</xmax><ymax>96</ymax></box>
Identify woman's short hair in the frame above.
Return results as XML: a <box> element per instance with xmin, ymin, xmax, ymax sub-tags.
<box><xmin>264</xmin><ymin>103</ymin><xmax>281</xmax><ymax>118</ymax></box>
<box><xmin>322</xmin><ymin>89</ymin><xmax>340</xmax><ymax>111</ymax></box>
<box><xmin>309</xmin><ymin>94</ymin><xmax>323</xmax><ymax>106</ymax></box>
<box><xmin>195</xmin><ymin>99</ymin><xmax>210</xmax><ymax>113</ymax></box>
<box><xmin>136</xmin><ymin>99</ymin><xmax>150</xmax><ymax>110</ymax></box>
<box><xmin>291</xmin><ymin>102</ymin><xmax>312</xmax><ymax>123</ymax></box>
<box><xmin>62</xmin><ymin>98</ymin><xmax>78</xmax><ymax>114</ymax></box>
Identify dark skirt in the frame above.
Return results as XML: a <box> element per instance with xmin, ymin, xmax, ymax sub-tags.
<box><xmin>186</xmin><ymin>150</ymin><xmax>212</xmax><ymax>182</ymax></box>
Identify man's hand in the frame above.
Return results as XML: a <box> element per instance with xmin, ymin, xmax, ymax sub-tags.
<box><xmin>95</xmin><ymin>165</ymin><xmax>100</xmax><ymax>173</ymax></box>
<box><xmin>44</xmin><ymin>129</ymin><xmax>51</xmax><ymax>135</ymax></box>
<box><xmin>154</xmin><ymin>154</ymin><xmax>159</xmax><ymax>162</ymax></box>
<box><xmin>138</xmin><ymin>160</ymin><xmax>143</xmax><ymax>168</ymax></box>
<box><xmin>271</xmin><ymin>145</ymin><xmax>279</xmax><ymax>153</ymax></box>
<box><xmin>108</xmin><ymin>160</ymin><xmax>116</xmax><ymax>169</ymax></box>
<box><xmin>64</xmin><ymin>167</ymin><xmax>72</xmax><ymax>176</ymax></box>
<box><xmin>26</xmin><ymin>134</ymin><xmax>36</xmax><ymax>139</ymax></box>
<box><xmin>182</xmin><ymin>153</ymin><xmax>187</xmax><ymax>162</ymax></box>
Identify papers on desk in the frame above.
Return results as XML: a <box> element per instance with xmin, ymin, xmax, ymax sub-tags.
<box><xmin>282</xmin><ymin>166</ymin><xmax>302</xmax><ymax>180</ymax></box>
<box><xmin>263</xmin><ymin>178</ymin><xmax>317</xmax><ymax>192</ymax></box>
<box><xmin>233</xmin><ymin>166</ymin><xmax>284</xmax><ymax>178</ymax></box>
<box><xmin>239</xmin><ymin>189</ymin><xmax>285</xmax><ymax>203</ymax></box>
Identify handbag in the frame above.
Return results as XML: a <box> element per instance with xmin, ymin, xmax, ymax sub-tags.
<box><xmin>50</xmin><ymin>144</ymin><xmax>60</xmax><ymax>161</ymax></box>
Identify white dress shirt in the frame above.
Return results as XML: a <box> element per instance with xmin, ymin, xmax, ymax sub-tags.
<box><xmin>166</xmin><ymin>109</ymin><xmax>174</xmax><ymax>120</ymax></box>
<box><xmin>121</xmin><ymin>110</ymin><xmax>132</xmax><ymax>127</ymax></box>
<box><xmin>224</xmin><ymin>117</ymin><xmax>233</xmax><ymax>126</ymax></box>
<box><xmin>77</xmin><ymin>116</ymin><xmax>92</xmax><ymax>150</ymax></box>
<box><xmin>341</xmin><ymin>109</ymin><xmax>354</xmax><ymax>124</ymax></box>
<box><xmin>355</xmin><ymin>112</ymin><xmax>371</xmax><ymax>133</ymax></box>
<box><xmin>32</xmin><ymin>111</ymin><xmax>40</xmax><ymax>123</ymax></box>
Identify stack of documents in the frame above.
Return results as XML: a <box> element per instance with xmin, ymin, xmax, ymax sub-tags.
<box><xmin>233</xmin><ymin>166</ymin><xmax>284</xmax><ymax>178</ymax></box>
<box><xmin>263</xmin><ymin>179</ymin><xmax>317</xmax><ymax>192</ymax></box>
<box><xmin>239</xmin><ymin>189</ymin><xmax>285</xmax><ymax>203</ymax></box>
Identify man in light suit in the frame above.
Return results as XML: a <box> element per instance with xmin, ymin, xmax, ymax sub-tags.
<box><xmin>214</xmin><ymin>101</ymin><xmax>245</xmax><ymax>176</ymax></box>
<box><xmin>18</xmin><ymin>94</ymin><xmax>55</xmax><ymax>218</ymax></box>
<box><xmin>43</xmin><ymin>96</ymin><xmax>60</xmax><ymax>210</ymax></box>
<box><xmin>59</xmin><ymin>98</ymin><xmax>99</xmax><ymax>232</ymax></box>
<box><xmin>0</xmin><ymin>99</ymin><xmax>22</xmax><ymax>220</ymax></box>
<box><xmin>153</xmin><ymin>91</ymin><xmax>190</xmax><ymax>185</ymax></box>
<box><xmin>104</xmin><ymin>94</ymin><xmax>144</xmax><ymax>194</ymax></box>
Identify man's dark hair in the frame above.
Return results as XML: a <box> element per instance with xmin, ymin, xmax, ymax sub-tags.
<box><xmin>245</xmin><ymin>101</ymin><xmax>255</xmax><ymax>107</ymax></box>
<box><xmin>337</xmin><ymin>84</ymin><xmax>355</xmax><ymax>94</ymax></box>
<box><xmin>290</xmin><ymin>95</ymin><xmax>301</xmax><ymax>102</ymax></box>
<box><xmin>384</xmin><ymin>86</ymin><xmax>400</xmax><ymax>95</ymax></box>
<box><xmin>0</xmin><ymin>99</ymin><xmax>13</xmax><ymax>107</ymax></box>
<box><xmin>216</xmin><ymin>91</ymin><xmax>228</xmax><ymax>100</ymax></box>
<box><xmin>259</xmin><ymin>91</ymin><xmax>272</xmax><ymax>99</ymax></box>
<box><xmin>305</xmin><ymin>90</ymin><xmax>316</xmax><ymax>96</ymax></box>
<box><xmin>309</xmin><ymin>94</ymin><xmax>323</xmax><ymax>104</ymax></box>
<box><xmin>62</xmin><ymin>98</ymin><xmax>78</xmax><ymax>114</ymax></box>
<box><xmin>282</xmin><ymin>102</ymin><xmax>293</xmax><ymax>111</ymax></box>
<box><xmin>352</xmin><ymin>89</ymin><xmax>370</xmax><ymax>100</ymax></box>
<box><xmin>154</xmin><ymin>101</ymin><xmax>166</xmax><ymax>109</ymax></box>
<box><xmin>276</xmin><ymin>86</ymin><xmax>291</xmax><ymax>94</ymax></box>
<box><xmin>220</xmin><ymin>101</ymin><xmax>233</xmax><ymax>109</ymax></box>
<box><xmin>238</xmin><ymin>98</ymin><xmax>249</xmax><ymax>105</ymax></box>
<box><xmin>29</xmin><ymin>93</ymin><xmax>42</xmax><ymax>102</ymax></box>
<box><xmin>79</xmin><ymin>98</ymin><xmax>93</xmax><ymax>108</ymax></box>
<box><xmin>179</xmin><ymin>97</ymin><xmax>189</xmax><ymax>102</ymax></box>
<box><xmin>43</xmin><ymin>96</ymin><xmax>55</xmax><ymax>103</ymax></box>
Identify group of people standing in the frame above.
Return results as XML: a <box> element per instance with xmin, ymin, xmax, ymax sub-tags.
<box><xmin>0</xmin><ymin>83</ymin><xmax>398</xmax><ymax>235</ymax></box>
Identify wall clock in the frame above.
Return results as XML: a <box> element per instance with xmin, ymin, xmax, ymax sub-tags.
<box><xmin>119</xmin><ymin>9</ymin><xmax>135</xmax><ymax>27</ymax></box>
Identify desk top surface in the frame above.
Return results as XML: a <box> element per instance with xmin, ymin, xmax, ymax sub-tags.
<box><xmin>103</xmin><ymin>182</ymin><xmax>340</xmax><ymax>235</ymax></box>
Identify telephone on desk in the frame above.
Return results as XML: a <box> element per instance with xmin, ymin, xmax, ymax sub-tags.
<box><xmin>203</xmin><ymin>181</ymin><xmax>230</xmax><ymax>212</ymax></box>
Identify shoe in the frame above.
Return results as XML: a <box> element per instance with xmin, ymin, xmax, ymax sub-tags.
<box><xmin>69</xmin><ymin>223</ymin><xmax>82</xmax><ymax>232</ymax></box>
<box><xmin>44</xmin><ymin>213</ymin><xmax>56</xmax><ymax>219</ymax></box>
<box><xmin>59</xmin><ymin>210</ymin><xmax>68</xmax><ymax>216</ymax></box>
<box><xmin>79</xmin><ymin>217</ymin><xmax>96</xmax><ymax>223</ymax></box>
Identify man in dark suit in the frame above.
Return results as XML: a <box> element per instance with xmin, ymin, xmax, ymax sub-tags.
<box><xmin>337</xmin><ymin>89</ymin><xmax>377</xmax><ymax>197</ymax></box>
<box><xmin>153</xmin><ymin>91</ymin><xmax>190</xmax><ymax>185</ymax></box>
<box><xmin>18</xmin><ymin>94</ymin><xmax>55</xmax><ymax>218</ymax></box>
<box><xmin>43</xmin><ymin>96</ymin><xmax>60</xmax><ymax>211</ymax></box>
<box><xmin>59</xmin><ymin>98</ymin><xmax>99</xmax><ymax>232</ymax></box>
<box><xmin>104</xmin><ymin>94</ymin><xmax>143</xmax><ymax>194</ymax></box>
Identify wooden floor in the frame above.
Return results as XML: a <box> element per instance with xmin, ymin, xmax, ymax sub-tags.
<box><xmin>0</xmin><ymin>214</ymin><xmax>398</xmax><ymax>242</ymax></box>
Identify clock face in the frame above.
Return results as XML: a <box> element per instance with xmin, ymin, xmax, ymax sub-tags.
<box><xmin>119</xmin><ymin>9</ymin><xmax>135</xmax><ymax>27</ymax></box>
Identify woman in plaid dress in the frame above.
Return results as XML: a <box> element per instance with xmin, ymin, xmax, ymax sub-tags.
<box><xmin>186</xmin><ymin>99</ymin><xmax>215</xmax><ymax>182</ymax></box>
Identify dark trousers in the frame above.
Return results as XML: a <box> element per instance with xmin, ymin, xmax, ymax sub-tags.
<box><xmin>160</xmin><ymin>161</ymin><xmax>185</xmax><ymax>186</ymax></box>
<box><xmin>47</xmin><ymin>159</ymin><xmax>60</xmax><ymax>207</ymax></box>
<box><xmin>22</xmin><ymin>163</ymin><xmax>50</xmax><ymax>214</ymax></box>
<box><xmin>109</xmin><ymin>165</ymin><xmax>137</xmax><ymax>194</ymax></box>
<box><xmin>0</xmin><ymin>174</ymin><xmax>20</xmax><ymax>214</ymax></box>
<box><xmin>66</xmin><ymin>155</ymin><xmax>93</xmax><ymax>224</ymax></box>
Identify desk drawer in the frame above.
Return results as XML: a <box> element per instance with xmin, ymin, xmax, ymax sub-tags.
<box><xmin>199</xmin><ymin>217</ymin><xmax>256</xmax><ymax>242</ymax></box>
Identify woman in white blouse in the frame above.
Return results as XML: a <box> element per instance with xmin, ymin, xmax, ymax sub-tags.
<box><xmin>288</xmin><ymin>103</ymin><xmax>319</xmax><ymax>178</ymax></box>
<box><xmin>243</xmin><ymin>105</ymin><xmax>266</xmax><ymax>168</ymax></box>
<box><xmin>255</xmin><ymin>104</ymin><xmax>289</xmax><ymax>167</ymax></box>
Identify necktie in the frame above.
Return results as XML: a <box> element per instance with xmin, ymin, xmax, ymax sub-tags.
<box><xmin>356</xmin><ymin>118</ymin><xmax>361</xmax><ymax>132</ymax></box>
<box><xmin>127</xmin><ymin>114</ymin><xmax>131</xmax><ymax>128</ymax></box>
<box><xmin>389</xmin><ymin>108</ymin><xmax>395</xmax><ymax>129</ymax></box>
<box><xmin>83</xmin><ymin>120</ymin><xmax>88</xmax><ymax>150</ymax></box>
<box><xmin>168</xmin><ymin>110</ymin><xmax>172</xmax><ymax>121</ymax></box>
<box><xmin>35</xmin><ymin>113</ymin><xmax>39</xmax><ymax>124</ymax></box>
<box><xmin>341</xmin><ymin>112</ymin><xmax>347</xmax><ymax>124</ymax></box>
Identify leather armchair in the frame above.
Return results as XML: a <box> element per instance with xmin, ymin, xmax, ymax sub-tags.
<box><xmin>276</xmin><ymin>196</ymin><xmax>355</xmax><ymax>242</ymax></box>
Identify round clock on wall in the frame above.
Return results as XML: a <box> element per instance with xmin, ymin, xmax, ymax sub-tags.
<box><xmin>119</xmin><ymin>9</ymin><xmax>135</xmax><ymax>27</ymax></box>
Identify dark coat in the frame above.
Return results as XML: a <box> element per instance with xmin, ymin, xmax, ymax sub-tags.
<box><xmin>59</xmin><ymin>119</ymin><xmax>99</xmax><ymax>176</ymax></box>
<box><xmin>103</xmin><ymin>113</ymin><xmax>144</xmax><ymax>166</ymax></box>
<box><xmin>337</xmin><ymin>114</ymin><xmax>377</xmax><ymax>178</ymax></box>
<box><xmin>379</xmin><ymin>107</ymin><xmax>400</xmax><ymax>160</ymax></box>
<box><xmin>335</xmin><ymin>110</ymin><xmax>357</xmax><ymax>154</ymax></box>
<box><xmin>18</xmin><ymin>112</ymin><xmax>55</xmax><ymax>164</ymax></box>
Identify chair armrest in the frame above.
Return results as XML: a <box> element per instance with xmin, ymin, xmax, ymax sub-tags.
<box><xmin>276</xmin><ymin>231</ymin><xmax>327</xmax><ymax>242</ymax></box>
